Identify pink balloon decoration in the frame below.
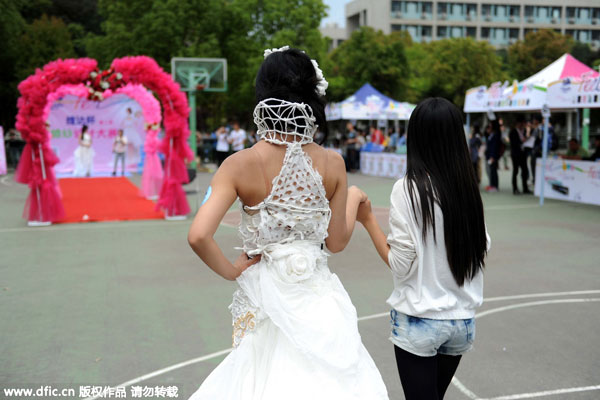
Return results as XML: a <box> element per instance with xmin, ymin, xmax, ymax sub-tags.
<box><xmin>14</xmin><ymin>56</ymin><xmax>193</xmax><ymax>222</ymax></box>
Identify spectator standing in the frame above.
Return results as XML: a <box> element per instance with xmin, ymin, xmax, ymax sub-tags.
<box><xmin>509</xmin><ymin>115</ymin><xmax>530</xmax><ymax>194</ymax></box>
<box><xmin>528</xmin><ymin>115</ymin><xmax>543</xmax><ymax>185</ymax></box>
<box><xmin>346</xmin><ymin>122</ymin><xmax>360</xmax><ymax>172</ymax></box>
<box><xmin>5</xmin><ymin>128</ymin><xmax>23</xmax><ymax>168</ymax></box>
<box><xmin>112</xmin><ymin>129</ymin><xmax>128</xmax><ymax>176</ymax></box>
<box><xmin>484</xmin><ymin>121</ymin><xmax>500</xmax><ymax>192</ymax></box>
<box><xmin>370</xmin><ymin>125</ymin><xmax>385</xmax><ymax>145</ymax></box>
<box><xmin>229</xmin><ymin>122</ymin><xmax>247</xmax><ymax>153</ymax></box>
<box><xmin>469</xmin><ymin>125</ymin><xmax>482</xmax><ymax>184</ymax></box>
<box><xmin>215</xmin><ymin>126</ymin><xmax>230</xmax><ymax>167</ymax></box>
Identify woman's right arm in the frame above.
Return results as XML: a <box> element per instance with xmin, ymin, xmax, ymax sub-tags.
<box><xmin>358</xmin><ymin>183</ymin><xmax>416</xmax><ymax>275</ymax></box>
<box><xmin>325</xmin><ymin>151</ymin><xmax>366</xmax><ymax>253</ymax></box>
<box><xmin>187</xmin><ymin>154</ymin><xmax>261</xmax><ymax>280</ymax></box>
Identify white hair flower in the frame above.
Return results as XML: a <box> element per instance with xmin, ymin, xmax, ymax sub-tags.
<box><xmin>264</xmin><ymin>45</ymin><xmax>290</xmax><ymax>59</ymax></box>
<box><xmin>262</xmin><ymin>45</ymin><xmax>329</xmax><ymax>97</ymax></box>
<box><xmin>311</xmin><ymin>59</ymin><xmax>328</xmax><ymax>97</ymax></box>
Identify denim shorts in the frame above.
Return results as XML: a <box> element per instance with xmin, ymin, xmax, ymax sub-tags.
<box><xmin>390</xmin><ymin>309</ymin><xmax>475</xmax><ymax>357</ymax></box>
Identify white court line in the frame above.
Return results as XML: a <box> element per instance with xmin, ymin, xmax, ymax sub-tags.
<box><xmin>484</xmin><ymin>204</ymin><xmax>546</xmax><ymax>211</ymax></box>
<box><xmin>84</xmin><ymin>295</ymin><xmax>600</xmax><ymax>400</ymax></box>
<box><xmin>485</xmin><ymin>290</ymin><xmax>600</xmax><ymax>303</ymax></box>
<box><xmin>0</xmin><ymin>201</ymin><xmax>547</xmax><ymax>234</ymax></box>
<box><xmin>450</xmin><ymin>298</ymin><xmax>600</xmax><ymax>400</ymax></box>
<box><xmin>486</xmin><ymin>385</ymin><xmax>600</xmax><ymax>400</ymax></box>
<box><xmin>0</xmin><ymin>219</ymin><xmax>189</xmax><ymax>234</ymax></box>
<box><xmin>452</xmin><ymin>377</ymin><xmax>480</xmax><ymax>399</ymax></box>
<box><xmin>357</xmin><ymin>290</ymin><xmax>600</xmax><ymax>322</ymax></box>
<box><xmin>1</xmin><ymin>175</ymin><xmax>13</xmax><ymax>186</ymax></box>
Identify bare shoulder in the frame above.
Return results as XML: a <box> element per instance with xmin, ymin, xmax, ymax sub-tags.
<box><xmin>217</xmin><ymin>147</ymin><xmax>257</xmax><ymax>177</ymax></box>
<box><xmin>325</xmin><ymin>149</ymin><xmax>346</xmax><ymax>175</ymax></box>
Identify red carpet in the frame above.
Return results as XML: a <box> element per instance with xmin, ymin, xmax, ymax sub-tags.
<box><xmin>57</xmin><ymin>177</ymin><xmax>164</xmax><ymax>223</ymax></box>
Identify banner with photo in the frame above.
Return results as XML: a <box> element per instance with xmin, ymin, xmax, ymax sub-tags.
<box><xmin>534</xmin><ymin>158</ymin><xmax>600</xmax><ymax>206</ymax></box>
<box><xmin>360</xmin><ymin>152</ymin><xmax>407</xmax><ymax>179</ymax></box>
<box><xmin>47</xmin><ymin>94</ymin><xmax>146</xmax><ymax>174</ymax></box>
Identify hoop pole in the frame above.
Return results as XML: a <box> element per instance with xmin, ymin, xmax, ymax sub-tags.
<box><xmin>166</xmin><ymin>137</ymin><xmax>173</xmax><ymax>217</ymax></box>
<box><xmin>38</xmin><ymin>143</ymin><xmax>47</xmax><ymax>180</ymax></box>
<box><xmin>31</xmin><ymin>145</ymin><xmax>43</xmax><ymax>222</ymax></box>
<box><xmin>188</xmin><ymin>89</ymin><xmax>197</xmax><ymax>168</ymax></box>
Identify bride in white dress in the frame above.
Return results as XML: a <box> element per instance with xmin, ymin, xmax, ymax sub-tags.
<box><xmin>187</xmin><ymin>46</ymin><xmax>389</xmax><ymax>400</ymax></box>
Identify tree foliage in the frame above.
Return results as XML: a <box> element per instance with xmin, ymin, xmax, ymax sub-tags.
<box><xmin>414</xmin><ymin>38</ymin><xmax>506</xmax><ymax>106</ymax></box>
<box><xmin>507</xmin><ymin>29</ymin><xmax>574</xmax><ymax>80</ymax></box>
<box><xmin>2</xmin><ymin>3</ymin><xmax>600</xmax><ymax>130</ymax></box>
<box><xmin>325</xmin><ymin>27</ymin><xmax>410</xmax><ymax>102</ymax></box>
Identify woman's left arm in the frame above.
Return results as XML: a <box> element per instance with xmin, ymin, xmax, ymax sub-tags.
<box><xmin>187</xmin><ymin>155</ymin><xmax>260</xmax><ymax>280</ymax></box>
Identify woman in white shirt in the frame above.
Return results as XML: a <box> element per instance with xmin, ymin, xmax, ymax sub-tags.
<box><xmin>215</xmin><ymin>126</ymin><xmax>230</xmax><ymax>167</ymax></box>
<box><xmin>357</xmin><ymin>97</ymin><xmax>489</xmax><ymax>400</ymax></box>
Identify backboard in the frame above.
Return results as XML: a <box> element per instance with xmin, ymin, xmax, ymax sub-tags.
<box><xmin>171</xmin><ymin>58</ymin><xmax>227</xmax><ymax>92</ymax></box>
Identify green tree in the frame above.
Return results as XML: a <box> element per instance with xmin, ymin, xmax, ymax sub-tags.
<box><xmin>507</xmin><ymin>29</ymin><xmax>573</xmax><ymax>80</ymax></box>
<box><xmin>570</xmin><ymin>41</ymin><xmax>600</xmax><ymax>67</ymax></box>
<box><xmin>416</xmin><ymin>37</ymin><xmax>505</xmax><ymax>106</ymax></box>
<box><xmin>85</xmin><ymin>0</ymin><xmax>327</xmax><ymax>125</ymax></box>
<box><xmin>325</xmin><ymin>27</ymin><xmax>410</xmax><ymax>102</ymax></box>
<box><xmin>0</xmin><ymin>0</ymin><xmax>27</xmax><ymax>129</ymax></box>
<box><xmin>14</xmin><ymin>14</ymin><xmax>77</xmax><ymax>83</ymax></box>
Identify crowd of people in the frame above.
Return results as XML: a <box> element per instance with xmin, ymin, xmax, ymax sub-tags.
<box><xmin>468</xmin><ymin>115</ymin><xmax>600</xmax><ymax>194</ymax></box>
<box><xmin>196</xmin><ymin>121</ymin><xmax>258</xmax><ymax>167</ymax></box>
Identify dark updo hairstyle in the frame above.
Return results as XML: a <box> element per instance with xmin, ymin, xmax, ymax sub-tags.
<box><xmin>255</xmin><ymin>48</ymin><xmax>328</xmax><ymax>143</ymax></box>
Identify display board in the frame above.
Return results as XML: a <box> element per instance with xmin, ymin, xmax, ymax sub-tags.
<box><xmin>534</xmin><ymin>158</ymin><xmax>600</xmax><ymax>206</ymax></box>
<box><xmin>47</xmin><ymin>94</ymin><xmax>146</xmax><ymax>174</ymax></box>
<box><xmin>547</xmin><ymin>75</ymin><xmax>600</xmax><ymax>109</ymax></box>
<box><xmin>360</xmin><ymin>152</ymin><xmax>407</xmax><ymax>179</ymax></box>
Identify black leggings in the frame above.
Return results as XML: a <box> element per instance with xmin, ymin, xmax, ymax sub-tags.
<box><xmin>394</xmin><ymin>345</ymin><xmax>462</xmax><ymax>400</ymax></box>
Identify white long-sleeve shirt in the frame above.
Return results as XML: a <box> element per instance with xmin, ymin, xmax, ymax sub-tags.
<box><xmin>386</xmin><ymin>178</ymin><xmax>489</xmax><ymax>320</ymax></box>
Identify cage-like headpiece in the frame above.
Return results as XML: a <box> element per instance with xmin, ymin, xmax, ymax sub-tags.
<box><xmin>253</xmin><ymin>98</ymin><xmax>317</xmax><ymax>145</ymax></box>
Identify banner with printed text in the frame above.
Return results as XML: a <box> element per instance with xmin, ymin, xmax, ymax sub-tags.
<box><xmin>547</xmin><ymin>76</ymin><xmax>600</xmax><ymax>109</ymax></box>
<box><xmin>48</xmin><ymin>94</ymin><xmax>146</xmax><ymax>174</ymax></box>
<box><xmin>360</xmin><ymin>152</ymin><xmax>407</xmax><ymax>179</ymax></box>
<box><xmin>535</xmin><ymin>158</ymin><xmax>600</xmax><ymax>206</ymax></box>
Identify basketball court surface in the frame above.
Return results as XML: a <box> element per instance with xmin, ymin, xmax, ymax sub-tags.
<box><xmin>1</xmin><ymin>168</ymin><xmax>599</xmax><ymax>399</ymax></box>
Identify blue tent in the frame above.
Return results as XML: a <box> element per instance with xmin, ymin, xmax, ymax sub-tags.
<box><xmin>325</xmin><ymin>83</ymin><xmax>415</xmax><ymax>121</ymax></box>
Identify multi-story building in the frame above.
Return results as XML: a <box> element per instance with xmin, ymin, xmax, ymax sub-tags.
<box><xmin>344</xmin><ymin>0</ymin><xmax>600</xmax><ymax>48</ymax></box>
<box><xmin>321</xmin><ymin>23</ymin><xmax>347</xmax><ymax>51</ymax></box>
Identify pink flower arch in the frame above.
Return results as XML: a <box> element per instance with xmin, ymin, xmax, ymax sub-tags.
<box><xmin>15</xmin><ymin>56</ymin><xmax>193</xmax><ymax>223</ymax></box>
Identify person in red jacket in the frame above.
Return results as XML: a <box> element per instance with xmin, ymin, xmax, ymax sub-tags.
<box><xmin>370</xmin><ymin>125</ymin><xmax>384</xmax><ymax>145</ymax></box>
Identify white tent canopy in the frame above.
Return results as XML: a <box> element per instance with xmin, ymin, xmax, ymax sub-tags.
<box><xmin>464</xmin><ymin>54</ymin><xmax>599</xmax><ymax>113</ymax></box>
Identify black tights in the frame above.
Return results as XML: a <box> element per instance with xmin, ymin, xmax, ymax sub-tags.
<box><xmin>394</xmin><ymin>345</ymin><xmax>462</xmax><ymax>400</ymax></box>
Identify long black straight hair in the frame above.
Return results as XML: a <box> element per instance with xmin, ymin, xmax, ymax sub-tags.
<box><xmin>405</xmin><ymin>97</ymin><xmax>487</xmax><ymax>286</ymax></box>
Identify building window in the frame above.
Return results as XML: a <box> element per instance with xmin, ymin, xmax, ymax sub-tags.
<box><xmin>466</xmin><ymin>27</ymin><xmax>476</xmax><ymax>38</ymax></box>
<box><xmin>451</xmin><ymin>26</ymin><xmax>462</xmax><ymax>38</ymax></box>
<box><xmin>466</xmin><ymin>4</ymin><xmax>476</xmax><ymax>19</ymax></box>
<box><xmin>422</xmin><ymin>26</ymin><xmax>432</xmax><ymax>38</ymax></box>
<box><xmin>437</xmin><ymin>26</ymin><xmax>448</xmax><ymax>37</ymax></box>
<box><xmin>482</xmin><ymin>4</ymin><xmax>491</xmax><ymax>18</ymax></box>
<box><xmin>438</xmin><ymin>2</ymin><xmax>448</xmax><ymax>17</ymax></box>
<box><xmin>509</xmin><ymin>28</ymin><xmax>519</xmax><ymax>39</ymax></box>
<box><xmin>481</xmin><ymin>27</ymin><xmax>490</xmax><ymax>38</ymax></box>
<box><xmin>422</xmin><ymin>2</ymin><xmax>433</xmax><ymax>16</ymax></box>
<box><xmin>551</xmin><ymin>7</ymin><xmax>561</xmax><ymax>20</ymax></box>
